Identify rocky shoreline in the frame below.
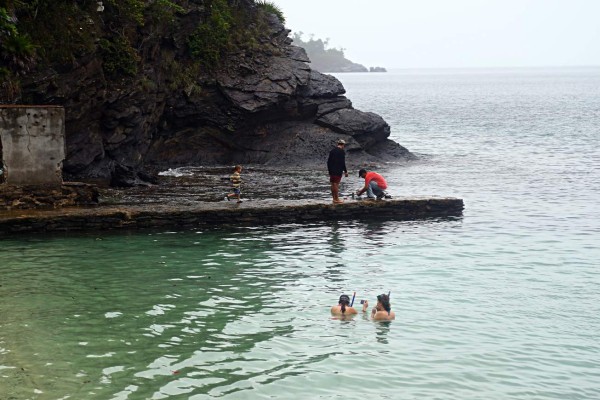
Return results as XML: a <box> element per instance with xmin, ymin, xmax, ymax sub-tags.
<box><xmin>0</xmin><ymin>166</ymin><xmax>463</xmax><ymax>235</ymax></box>
<box><xmin>0</xmin><ymin>183</ymin><xmax>99</xmax><ymax>210</ymax></box>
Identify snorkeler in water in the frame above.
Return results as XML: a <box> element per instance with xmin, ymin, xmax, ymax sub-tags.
<box><xmin>362</xmin><ymin>293</ymin><xmax>395</xmax><ymax>321</ymax></box>
<box><xmin>331</xmin><ymin>294</ymin><xmax>358</xmax><ymax>316</ymax></box>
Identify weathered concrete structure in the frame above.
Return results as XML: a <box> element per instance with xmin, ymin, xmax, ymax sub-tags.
<box><xmin>0</xmin><ymin>197</ymin><xmax>464</xmax><ymax>235</ymax></box>
<box><xmin>0</xmin><ymin>105</ymin><xmax>65</xmax><ymax>187</ymax></box>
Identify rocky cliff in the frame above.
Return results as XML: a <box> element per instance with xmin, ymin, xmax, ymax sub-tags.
<box><xmin>6</xmin><ymin>1</ymin><xmax>412</xmax><ymax>185</ymax></box>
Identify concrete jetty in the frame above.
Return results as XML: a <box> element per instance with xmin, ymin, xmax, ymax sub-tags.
<box><xmin>0</xmin><ymin>197</ymin><xmax>463</xmax><ymax>235</ymax></box>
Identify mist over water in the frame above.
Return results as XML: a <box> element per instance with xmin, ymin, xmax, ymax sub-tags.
<box><xmin>1</xmin><ymin>67</ymin><xmax>599</xmax><ymax>399</ymax></box>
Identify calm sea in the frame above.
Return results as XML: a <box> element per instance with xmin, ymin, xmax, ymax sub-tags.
<box><xmin>1</xmin><ymin>68</ymin><xmax>599</xmax><ymax>399</ymax></box>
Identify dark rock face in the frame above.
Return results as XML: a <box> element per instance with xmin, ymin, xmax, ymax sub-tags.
<box><xmin>317</xmin><ymin>109</ymin><xmax>390</xmax><ymax>148</ymax></box>
<box><xmin>298</xmin><ymin>70</ymin><xmax>345</xmax><ymax>98</ymax></box>
<box><xmin>20</xmin><ymin>6</ymin><xmax>413</xmax><ymax>185</ymax></box>
<box><xmin>110</xmin><ymin>163</ymin><xmax>158</xmax><ymax>188</ymax></box>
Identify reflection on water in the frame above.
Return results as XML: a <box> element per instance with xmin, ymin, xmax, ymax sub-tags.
<box><xmin>375</xmin><ymin>322</ymin><xmax>391</xmax><ymax>345</ymax></box>
<box><xmin>326</xmin><ymin>221</ymin><xmax>346</xmax><ymax>255</ymax></box>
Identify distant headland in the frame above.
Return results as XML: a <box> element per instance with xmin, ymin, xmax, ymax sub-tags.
<box><xmin>292</xmin><ymin>33</ymin><xmax>386</xmax><ymax>73</ymax></box>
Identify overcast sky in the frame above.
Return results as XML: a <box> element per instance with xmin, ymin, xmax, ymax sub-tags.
<box><xmin>270</xmin><ymin>0</ymin><xmax>600</xmax><ymax>69</ymax></box>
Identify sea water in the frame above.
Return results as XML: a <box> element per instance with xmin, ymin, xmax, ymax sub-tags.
<box><xmin>1</xmin><ymin>67</ymin><xmax>599</xmax><ymax>399</ymax></box>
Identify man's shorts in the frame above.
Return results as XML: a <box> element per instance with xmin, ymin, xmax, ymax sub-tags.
<box><xmin>330</xmin><ymin>175</ymin><xmax>342</xmax><ymax>184</ymax></box>
<box><xmin>233</xmin><ymin>188</ymin><xmax>241</xmax><ymax>195</ymax></box>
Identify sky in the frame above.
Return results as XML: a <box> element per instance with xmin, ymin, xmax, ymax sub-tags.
<box><xmin>269</xmin><ymin>0</ymin><xmax>600</xmax><ymax>69</ymax></box>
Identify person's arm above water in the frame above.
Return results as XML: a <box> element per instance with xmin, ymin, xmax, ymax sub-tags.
<box><xmin>361</xmin><ymin>300</ymin><xmax>377</xmax><ymax>320</ymax></box>
<box><xmin>362</xmin><ymin>300</ymin><xmax>369</xmax><ymax>313</ymax></box>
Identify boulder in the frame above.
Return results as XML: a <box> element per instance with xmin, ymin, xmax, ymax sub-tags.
<box><xmin>298</xmin><ymin>70</ymin><xmax>345</xmax><ymax>98</ymax></box>
<box><xmin>316</xmin><ymin>108</ymin><xmax>391</xmax><ymax>148</ymax></box>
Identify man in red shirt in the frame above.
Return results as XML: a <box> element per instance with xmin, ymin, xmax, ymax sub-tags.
<box><xmin>357</xmin><ymin>169</ymin><xmax>389</xmax><ymax>199</ymax></box>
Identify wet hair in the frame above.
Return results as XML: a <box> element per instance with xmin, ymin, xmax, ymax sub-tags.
<box><xmin>338</xmin><ymin>294</ymin><xmax>351</xmax><ymax>314</ymax></box>
<box><xmin>377</xmin><ymin>294</ymin><xmax>391</xmax><ymax>315</ymax></box>
<box><xmin>234</xmin><ymin>165</ymin><xmax>242</xmax><ymax>172</ymax></box>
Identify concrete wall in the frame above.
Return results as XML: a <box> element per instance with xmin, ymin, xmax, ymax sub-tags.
<box><xmin>0</xmin><ymin>106</ymin><xmax>65</xmax><ymax>186</ymax></box>
<box><xmin>0</xmin><ymin>197</ymin><xmax>464</xmax><ymax>234</ymax></box>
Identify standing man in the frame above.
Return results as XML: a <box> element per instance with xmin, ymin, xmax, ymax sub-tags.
<box><xmin>327</xmin><ymin>139</ymin><xmax>349</xmax><ymax>204</ymax></box>
<box><xmin>357</xmin><ymin>169</ymin><xmax>389</xmax><ymax>199</ymax></box>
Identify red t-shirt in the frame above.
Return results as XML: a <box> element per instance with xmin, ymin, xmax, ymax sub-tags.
<box><xmin>365</xmin><ymin>172</ymin><xmax>387</xmax><ymax>189</ymax></box>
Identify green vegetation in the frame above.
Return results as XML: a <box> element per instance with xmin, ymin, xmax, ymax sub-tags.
<box><xmin>255</xmin><ymin>0</ymin><xmax>285</xmax><ymax>24</ymax></box>
<box><xmin>0</xmin><ymin>7</ymin><xmax>35</xmax><ymax>67</ymax></box>
<box><xmin>104</xmin><ymin>0</ymin><xmax>146</xmax><ymax>26</ymax></box>
<box><xmin>1</xmin><ymin>6</ymin><xmax>18</xmax><ymax>40</ymax></box>
<box><xmin>2</xmin><ymin>1</ymin><xmax>103</xmax><ymax>66</ymax></box>
<box><xmin>188</xmin><ymin>0</ymin><xmax>233</xmax><ymax>69</ymax></box>
<box><xmin>98</xmin><ymin>37</ymin><xmax>139</xmax><ymax>77</ymax></box>
<box><xmin>231</xmin><ymin>1</ymin><xmax>283</xmax><ymax>54</ymax></box>
<box><xmin>0</xmin><ymin>0</ymin><xmax>286</xmax><ymax>102</ymax></box>
<box><xmin>187</xmin><ymin>0</ymin><xmax>286</xmax><ymax>70</ymax></box>
<box><xmin>146</xmin><ymin>0</ymin><xmax>185</xmax><ymax>33</ymax></box>
<box><xmin>1</xmin><ymin>5</ymin><xmax>35</xmax><ymax>101</ymax></box>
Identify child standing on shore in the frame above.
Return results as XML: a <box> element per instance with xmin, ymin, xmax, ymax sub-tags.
<box><xmin>226</xmin><ymin>165</ymin><xmax>243</xmax><ymax>203</ymax></box>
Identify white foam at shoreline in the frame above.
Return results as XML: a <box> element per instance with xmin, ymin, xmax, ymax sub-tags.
<box><xmin>158</xmin><ymin>168</ymin><xmax>194</xmax><ymax>177</ymax></box>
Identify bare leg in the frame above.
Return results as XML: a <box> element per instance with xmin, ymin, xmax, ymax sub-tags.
<box><xmin>332</xmin><ymin>182</ymin><xmax>343</xmax><ymax>203</ymax></box>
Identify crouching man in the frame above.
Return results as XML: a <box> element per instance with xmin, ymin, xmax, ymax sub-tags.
<box><xmin>357</xmin><ymin>169</ymin><xmax>390</xmax><ymax>199</ymax></box>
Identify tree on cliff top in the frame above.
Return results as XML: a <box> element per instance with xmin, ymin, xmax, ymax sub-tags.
<box><xmin>291</xmin><ymin>32</ymin><xmax>367</xmax><ymax>73</ymax></box>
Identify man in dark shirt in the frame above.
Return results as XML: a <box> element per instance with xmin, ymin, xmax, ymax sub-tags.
<box><xmin>327</xmin><ymin>139</ymin><xmax>349</xmax><ymax>204</ymax></box>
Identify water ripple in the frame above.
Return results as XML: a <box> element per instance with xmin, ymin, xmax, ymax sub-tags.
<box><xmin>2</xmin><ymin>68</ymin><xmax>600</xmax><ymax>399</ymax></box>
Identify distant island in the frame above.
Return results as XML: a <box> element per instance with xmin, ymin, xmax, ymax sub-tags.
<box><xmin>292</xmin><ymin>33</ymin><xmax>386</xmax><ymax>73</ymax></box>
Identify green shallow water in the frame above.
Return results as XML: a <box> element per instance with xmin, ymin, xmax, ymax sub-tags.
<box><xmin>2</xmin><ymin>68</ymin><xmax>600</xmax><ymax>399</ymax></box>
<box><xmin>1</xmin><ymin>218</ymin><xmax>598</xmax><ymax>399</ymax></box>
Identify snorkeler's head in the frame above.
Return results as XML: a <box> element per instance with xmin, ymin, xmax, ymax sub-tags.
<box><xmin>339</xmin><ymin>294</ymin><xmax>350</xmax><ymax>305</ymax></box>
<box><xmin>338</xmin><ymin>294</ymin><xmax>351</xmax><ymax>314</ymax></box>
<box><xmin>377</xmin><ymin>294</ymin><xmax>391</xmax><ymax>313</ymax></box>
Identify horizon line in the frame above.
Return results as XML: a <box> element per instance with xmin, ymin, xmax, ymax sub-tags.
<box><xmin>324</xmin><ymin>65</ymin><xmax>600</xmax><ymax>73</ymax></box>
<box><xmin>365</xmin><ymin>64</ymin><xmax>600</xmax><ymax>71</ymax></box>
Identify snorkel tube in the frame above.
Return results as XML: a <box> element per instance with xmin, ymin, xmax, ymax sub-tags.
<box><xmin>350</xmin><ymin>292</ymin><xmax>356</xmax><ymax>307</ymax></box>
